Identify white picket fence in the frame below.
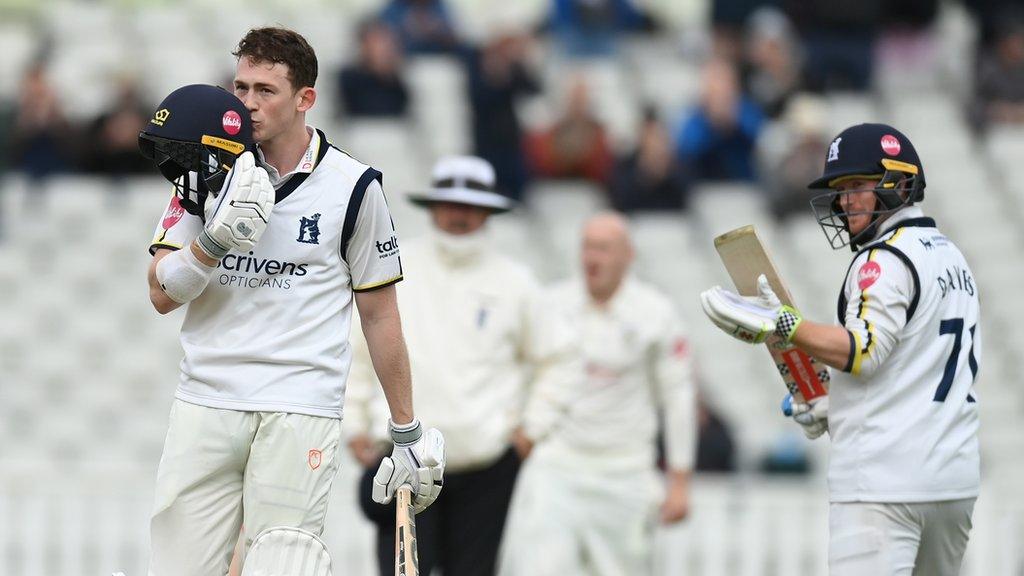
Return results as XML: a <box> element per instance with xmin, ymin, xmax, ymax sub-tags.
<box><xmin>1</xmin><ymin>470</ymin><xmax>1020</xmax><ymax>576</ymax></box>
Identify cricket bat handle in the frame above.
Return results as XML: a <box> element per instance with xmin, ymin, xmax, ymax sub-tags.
<box><xmin>395</xmin><ymin>485</ymin><xmax>419</xmax><ymax>576</ymax></box>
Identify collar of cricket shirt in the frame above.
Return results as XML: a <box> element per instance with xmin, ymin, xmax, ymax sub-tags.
<box><xmin>255</xmin><ymin>126</ymin><xmax>329</xmax><ymax>204</ymax></box>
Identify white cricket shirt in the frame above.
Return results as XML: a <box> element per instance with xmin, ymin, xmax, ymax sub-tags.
<box><xmin>527</xmin><ymin>277</ymin><xmax>697</xmax><ymax>472</ymax></box>
<box><xmin>149</xmin><ymin>127</ymin><xmax>402</xmax><ymax>418</ymax></box>
<box><xmin>829</xmin><ymin>207</ymin><xmax>981</xmax><ymax>502</ymax></box>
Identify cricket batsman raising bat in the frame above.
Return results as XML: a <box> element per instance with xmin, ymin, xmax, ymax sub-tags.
<box><xmin>703</xmin><ymin>224</ymin><xmax>830</xmax><ymax>438</ymax></box>
<box><xmin>701</xmin><ymin>123</ymin><xmax>981</xmax><ymax>576</ymax></box>
<box><xmin>709</xmin><ymin>225</ymin><xmax>830</xmax><ymax>403</ymax></box>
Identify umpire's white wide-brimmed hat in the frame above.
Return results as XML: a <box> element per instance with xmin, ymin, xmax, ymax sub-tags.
<box><xmin>408</xmin><ymin>155</ymin><xmax>514</xmax><ymax>213</ymax></box>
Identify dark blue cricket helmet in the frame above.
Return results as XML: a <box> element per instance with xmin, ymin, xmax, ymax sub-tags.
<box><xmin>808</xmin><ymin>123</ymin><xmax>926</xmax><ymax>250</ymax></box>
<box><xmin>138</xmin><ymin>84</ymin><xmax>253</xmax><ymax>218</ymax></box>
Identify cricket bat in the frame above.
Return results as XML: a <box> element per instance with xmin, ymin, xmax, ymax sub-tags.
<box><xmin>395</xmin><ymin>486</ymin><xmax>419</xmax><ymax>576</ymax></box>
<box><xmin>713</xmin><ymin>225</ymin><xmax>829</xmax><ymax>402</ymax></box>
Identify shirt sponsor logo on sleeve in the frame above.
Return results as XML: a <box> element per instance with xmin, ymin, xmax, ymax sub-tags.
<box><xmin>161</xmin><ymin>196</ymin><xmax>186</xmax><ymax>230</ymax></box>
<box><xmin>858</xmin><ymin>261</ymin><xmax>882</xmax><ymax>290</ymax></box>
<box><xmin>376</xmin><ymin>235</ymin><xmax>399</xmax><ymax>258</ymax></box>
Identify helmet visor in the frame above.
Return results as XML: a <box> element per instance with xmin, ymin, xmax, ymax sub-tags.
<box><xmin>138</xmin><ymin>132</ymin><xmax>244</xmax><ymax>220</ymax></box>
<box><xmin>809</xmin><ymin>173</ymin><xmax>918</xmax><ymax>251</ymax></box>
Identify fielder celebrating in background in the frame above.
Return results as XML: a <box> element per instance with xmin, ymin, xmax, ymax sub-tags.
<box><xmin>702</xmin><ymin>123</ymin><xmax>981</xmax><ymax>575</ymax></box>
<box><xmin>346</xmin><ymin>155</ymin><xmax>579</xmax><ymax>576</ymax></box>
<box><xmin>140</xmin><ymin>27</ymin><xmax>444</xmax><ymax>576</ymax></box>
<box><xmin>501</xmin><ymin>212</ymin><xmax>696</xmax><ymax>576</ymax></box>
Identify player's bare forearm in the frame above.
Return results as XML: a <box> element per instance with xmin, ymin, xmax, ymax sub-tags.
<box><xmin>355</xmin><ymin>285</ymin><xmax>414</xmax><ymax>425</ymax></box>
<box><xmin>790</xmin><ymin>320</ymin><xmax>853</xmax><ymax>371</ymax></box>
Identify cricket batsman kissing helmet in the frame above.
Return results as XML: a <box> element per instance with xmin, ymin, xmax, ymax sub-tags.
<box><xmin>138</xmin><ymin>84</ymin><xmax>253</xmax><ymax>220</ymax></box>
<box><xmin>807</xmin><ymin>123</ymin><xmax>925</xmax><ymax>251</ymax></box>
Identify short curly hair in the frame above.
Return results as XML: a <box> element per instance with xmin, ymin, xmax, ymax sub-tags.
<box><xmin>233</xmin><ymin>27</ymin><xmax>318</xmax><ymax>90</ymax></box>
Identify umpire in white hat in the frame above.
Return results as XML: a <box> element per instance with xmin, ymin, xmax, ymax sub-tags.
<box><xmin>346</xmin><ymin>155</ymin><xmax>579</xmax><ymax>576</ymax></box>
<box><xmin>408</xmin><ymin>155</ymin><xmax>515</xmax><ymax>213</ymax></box>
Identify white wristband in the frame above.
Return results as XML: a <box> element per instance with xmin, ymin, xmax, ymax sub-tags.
<box><xmin>196</xmin><ymin>228</ymin><xmax>231</xmax><ymax>260</ymax></box>
<box><xmin>388</xmin><ymin>419</ymin><xmax>422</xmax><ymax>446</ymax></box>
<box><xmin>155</xmin><ymin>245</ymin><xmax>216</xmax><ymax>304</ymax></box>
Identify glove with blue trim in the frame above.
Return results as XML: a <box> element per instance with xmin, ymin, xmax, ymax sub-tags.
<box><xmin>781</xmin><ymin>393</ymin><xmax>829</xmax><ymax>439</ymax></box>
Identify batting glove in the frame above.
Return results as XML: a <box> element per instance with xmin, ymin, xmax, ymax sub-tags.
<box><xmin>372</xmin><ymin>419</ymin><xmax>445</xmax><ymax>513</ymax></box>
<box><xmin>196</xmin><ymin>151</ymin><xmax>274</xmax><ymax>260</ymax></box>
<box><xmin>701</xmin><ymin>274</ymin><xmax>803</xmax><ymax>343</ymax></box>
<box><xmin>781</xmin><ymin>393</ymin><xmax>829</xmax><ymax>439</ymax></box>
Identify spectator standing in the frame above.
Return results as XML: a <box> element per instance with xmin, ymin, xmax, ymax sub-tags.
<box><xmin>547</xmin><ymin>0</ymin><xmax>659</xmax><ymax>57</ymax></box>
<box><xmin>742</xmin><ymin>7</ymin><xmax>803</xmax><ymax>119</ymax></box>
<box><xmin>756</xmin><ymin>93</ymin><xmax>830</xmax><ymax>219</ymax></box>
<box><xmin>783</xmin><ymin>0</ymin><xmax>881</xmax><ymax>91</ymax></box>
<box><xmin>337</xmin><ymin>19</ymin><xmax>411</xmax><ymax>118</ymax></box>
<box><xmin>380</xmin><ymin>0</ymin><xmax>460</xmax><ymax>55</ymax></box>
<box><xmin>971</xmin><ymin>16</ymin><xmax>1024</xmax><ymax>132</ymax></box>
<box><xmin>465</xmin><ymin>32</ymin><xmax>541</xmax><ymax>201</ymax></box>
<box><xmin>676</xmin><ymin>58</ymin><xmax>764</xmax><ymax>182</ymax></box>
<box><xmin>84</xmin><ymin>77</ymin><xmax>154</xmax><ymax>175</ymax></box>
<box><xmin>526</xmin><ymin>77</ymin><xmax>612</xmax><ymax>184</ymax></box>
<box><xmin>10</xmin><ymin>63</ymin><xmax>75</xmax><ymax>180</ymax></box>
<box><xmin>608</xmin><ymin>108</ymin><xmax>690</xmax><ymax>212</ymax></box>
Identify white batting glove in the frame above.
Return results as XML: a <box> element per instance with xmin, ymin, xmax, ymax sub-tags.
<box><xmin>700</xmin><ymin>274</ymin><xmax>803</xmax><ymax>343</ymax></box>
<box><xmin>372</xmin><ymin>419</ymin><xmax>445</xmax><ymax>513</ymax></box>
<box><xmin>782</xmin><ymin>393</ymin><xmax>829</xmax><ymax>439</ymax></box>
<box><xmin>196</xmin><ymin>151</ymin><xmax>274</xmax><ymax>260</ymax></box>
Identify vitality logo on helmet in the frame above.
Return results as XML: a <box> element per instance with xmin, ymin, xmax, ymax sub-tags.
<box><xmin>222</xmin><ymin>110</ymin><xmax>242</xmax><ymax>135</ymax></box>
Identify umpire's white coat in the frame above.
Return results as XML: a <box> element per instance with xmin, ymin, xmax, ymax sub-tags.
<box><xmin>346</xmin><ymin>231</ymin><xmax>580</xmax><ymax>472</ymax></box>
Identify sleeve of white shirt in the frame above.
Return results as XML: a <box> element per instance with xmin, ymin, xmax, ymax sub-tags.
<box><xmin>842</xmin><ymin>248</ymin><xmax>914</xmax><ymax>377</ymax></box>
<box><xmin>651</xmin><ymin>303</ymin><xmax>697</xmax><ymax>471</ymax></box>
<box><xmin>345</xmin><ymin>178</ymin><xmax>403</xmax><ymax>291</ymax></box>
<box><xmin>521</xmin><ymin>287</ymin><xmax>585</xmax><ymax>442</ymax></box>
<box><xmin>149</xmin><ymin>181</ymin><xmax>203</xmax><ymax>255</ymax></box>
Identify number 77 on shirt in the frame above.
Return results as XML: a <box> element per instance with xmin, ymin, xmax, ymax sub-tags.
<box><xmin>713</xmin><ymin>225</ymin><xmax>829</xmax><ymax>403</ymax></box>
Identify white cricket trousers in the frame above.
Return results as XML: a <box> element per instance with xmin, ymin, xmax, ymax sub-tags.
<box><xmin>499</xmin><ymin>452</ymin><xmax>662</xmax><ymax>576</ymax></box>
<box><xmin>148</xmin><ymin>399</ymin><xmax>342</xmax><ymax>576</ymax></box>
<box><xmin>829</xmin><ymin>498</ymin><xmax>976</xmax><ymax>576</ymax></box>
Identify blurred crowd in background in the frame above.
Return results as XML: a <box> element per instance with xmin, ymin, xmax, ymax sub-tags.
<box><xmin>2</xmin><ymin>0</ymin><xmax>1024</xmax><ymax>220</ymax></box>
<box><xmin>0</xmin><ymin>0</ymin><xmax>1022</xmax><ymax>479</ymax></box>
<box><xmin>1</xmin><ymin>4</ymin><xmax>1024</xmax><ymax>573</ymax></box>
